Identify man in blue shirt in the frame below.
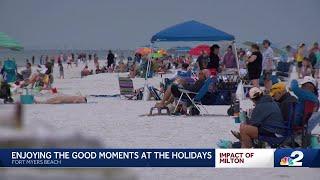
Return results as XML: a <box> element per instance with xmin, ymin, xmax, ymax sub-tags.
<box><xmin>290</xmin><ymin>76</ymin><xmax>319</xmax><ymax>126</ymax></box>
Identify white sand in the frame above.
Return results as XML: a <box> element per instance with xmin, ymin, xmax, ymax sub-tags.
<box><xmin>1</xmin><ymin>61</ymin><xmax>320</xmax><ymax>180</ymax></box>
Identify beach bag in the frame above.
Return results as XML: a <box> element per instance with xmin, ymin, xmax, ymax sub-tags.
<box><xmin>236</xmin><ymin>81</ymin><xmax>245</xmax><ymax>100</ymax></box>
<box><xmin>20</xmin><ymin>88</ymin><xmax>34</xmax><ymax>104</ymax></box>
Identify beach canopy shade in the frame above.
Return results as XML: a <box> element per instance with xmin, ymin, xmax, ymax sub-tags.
<box><xmin>189</xmin><ymin>44</ymin><xmax>211</xmax><ymax>56</ymax></box>
<box><xmin>151</xmin><ymin>20</ymin><xmax>235</xmax><ymax>43</ymax></box>
<box><xmin>0</xmin><ymin>32</ymin><xmax>23</xmax><ymax>51</ymax></box>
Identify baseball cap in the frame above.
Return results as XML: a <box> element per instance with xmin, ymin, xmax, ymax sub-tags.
<box><xmin>270</xmin><ymin>82</ymin><xmax>287</xmax><ymax>97</ymax></box>
<box><xmin>249</xmin><ymin>87</ymin><xmax>263</xmax><ymax>99</ymax></box>
<box><xmin>301</xmin><ymin>76</ymin><xmax>317</xmax><ymax>88</ymax></box>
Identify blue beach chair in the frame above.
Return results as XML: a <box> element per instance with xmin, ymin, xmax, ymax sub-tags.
<box><xmin>258</xmin><ymin>103</ymin><xmax>296</xmax><ymax>148</ymax></box>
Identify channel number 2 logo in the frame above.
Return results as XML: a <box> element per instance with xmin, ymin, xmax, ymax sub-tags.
<box><xmin>280</xmin><ymin>151</ymin><xmax>304</xmax><ymax>167</ymax></box>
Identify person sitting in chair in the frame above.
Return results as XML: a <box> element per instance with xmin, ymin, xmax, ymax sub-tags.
<box><xmin>290</xmin><ymin>76</ymin><xmax>319</xmax><ymax>126</ymax></box>
<box><xmin>155</xmin><ymin>70</ymin><xmax>207</xmax><ymax>108</ymax></box>
<box><xmin>0</xmin><ymin>77</ymin><xmax>14</xmax><ymax>103</ymax></box>
<box><xmin>237</xmin><ymin>87</ymin><xmax>285</xmax><ymax>148</ymax></box>
<box><xmin>270</xmin><ymin>82</ymin><xmax>297</xmax><ymax>122</ymax></box>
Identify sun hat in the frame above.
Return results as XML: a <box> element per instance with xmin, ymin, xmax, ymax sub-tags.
<box><xmin>270</xmin><ymin>82</ymin><xmax>287</xmax><ymax>97</ymax></box>
<box><xmin>249</xmin><ymin>87</ymin><xmax>263</xmax><ymax>99</ymax></box>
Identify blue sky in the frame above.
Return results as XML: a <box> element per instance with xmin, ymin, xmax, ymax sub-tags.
<box><xmin>0</xmin><ymin>0</ymin><xmax>319</xmax><ymax>49</ymax></box>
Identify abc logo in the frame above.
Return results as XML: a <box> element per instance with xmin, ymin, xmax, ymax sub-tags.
<box><xmin>280</xmin><ymin>151</ymin><xmax>304</xmax><ymax>167</ymax></box>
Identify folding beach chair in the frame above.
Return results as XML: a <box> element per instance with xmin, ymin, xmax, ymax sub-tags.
<box><xmin>275</xmin><ymin>61</ymin><xmax>291</xmax><ymax>81</ymax></box>
<box><xmin>295</xmin><ymin>100</ymin><xmax>319</xmax><ymax>147</ymax></box>
<box><xmin>259</xmin><ymin>75</ymin><xmax>280</xmax><ymax>87</ymax></box>
<box><xmin>148</xmin><ymin>86</ymin><xmax>162</xmax><ymax>100</ymax></box>
<box><xmin>118</xmin><ymin>77</ymin><xmax>142</xmax><ymax>100</ymax></box>
<box><xmin>258</xmin><ymin>103</ymin><xmax>296</xmax><ymax>148</ymax></box>
<box><xmin>174</xmin><ymin>78</ymin><xmax>214</xmax><ymax>115</ymax></box>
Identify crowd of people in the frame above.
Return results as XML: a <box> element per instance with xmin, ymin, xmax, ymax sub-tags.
<box><xmin>1</xmin><ymin>42</ymin><xmax>319</xmax><ymax>148</ymax></box>
<box><xmin>233</xmin><ymin>76</ymin><xmax>319</xmax><ymax>148</ymax></box>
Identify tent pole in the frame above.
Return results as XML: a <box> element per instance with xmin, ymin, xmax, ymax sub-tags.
<box><xmin>232</xmin><ymin>41</ymin><xmax>240</xmax><ymax>77</ymax></box>
<box><xmin>143</xmin><ymin>43</ymin><xmax>153</xmax><ymax>101</ymax></box>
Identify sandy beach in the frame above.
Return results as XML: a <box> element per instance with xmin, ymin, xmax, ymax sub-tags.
<box><xmin>0</xmin><ymin>61</ymin><xmax>318</xmax><ymax>180</ymax></box>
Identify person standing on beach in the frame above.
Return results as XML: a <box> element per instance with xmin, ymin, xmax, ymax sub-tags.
<box><xmin>59</xmin><ymin>62</ymin><xmax>64</xmax><ymax>79</ymax></box>
<box><xmin>67</xmin><ymin>54</ymin><xmax>72</xmax><ymax>68</ymax></box>
<box><xmin>296</xmin><ymin>43</ymin><xmax>305</xmax><ymax>79</ymax></box>
<box><xmin>196</xmin><ymin>50</ymin><xmax>208</xmax><ymax>71</ymax></box>
<box><xmin>207</xmin><ymin>44</ymin><xmax>220</xmax><ymax>76</ymax></box>
<box><xmin>88</xmin><ymin>54</ymin><xmax>92</xmax><ymax>62</ymax></box>
<box><xmin>313</xmin><ymin>43</ymin><xmax>320</xmax><ymax>79</ymax></box>
<box><xmin>94</xmin><ymin>55</ymin><xmax>99</xmax><ymax>67</ymax></box>
<box><xmin>71</xmin><ymin>53</ymin><xmax>75</xmax><ymax>62</ymax></box>
<box><xmin>245</xmin><ymin>44</ymin><xmax>262</xmax><ymax>87</ymax></box>
<box><xmin>39</xmin><ymin>55</ymin><xmax>43</xmax><ymax>65</ymax></box>
<box><xmin>32</xmin><ymin>56</ymin><xmax>35</xmax><ymax>65</ymax></box>
<box><xmin>309</xmin><ymin>42</ymin><xmax>320</xmax><ymax>78</ymax></box>
<box><xmin>262</xmin><ymin>39</ymin><xmax>274</xmax><ymax>93</ymax></box>
<box><xmin>222</xmin><ymin>45</ymin><xmax>236</xmax><ymax>69</ymax></box>
<box><xmin>107</xmin><ymin>50</ymin><xmax>115</xmax><ymax>69</ymax></box>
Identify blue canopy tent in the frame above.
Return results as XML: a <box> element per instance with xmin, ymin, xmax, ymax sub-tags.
<box><xmin>151</xmin><ymin>20</ymin><xmax>235</xmax><ymax>42</ymax></box>
<box><xmin>144</xmin><ymin>21</ymin><xmax>239</xmax><ymax>100</ymax></box>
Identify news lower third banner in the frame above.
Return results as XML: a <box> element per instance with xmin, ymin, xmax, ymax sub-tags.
<box><xmin>0</xmin><ymin>149</ymin><xmax>319</xmax><ymax>168</ymax></box>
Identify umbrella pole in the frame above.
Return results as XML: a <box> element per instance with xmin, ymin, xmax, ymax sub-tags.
<box><xmin>232</xmin><ymin>41</ymin><xmax>240</xmax><ymax>77</ymax></box>
<box><xmin>143</xmin><ymin>43</ymin><xmax>153</xmax><ymax>101</ymax></box>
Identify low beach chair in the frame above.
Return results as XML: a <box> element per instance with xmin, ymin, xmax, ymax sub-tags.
<box><xmin>258</xmin><ymin>101</ymin><xmax>318</xmax><ymax>148</ymax></box>
<box><xmin>258</xmin><ymin>103</ymin><xmax>296</xmax><ymax>148</ymax></box>
<box><xmin>118</xmin><ymin>77</ymin><xmax>142</xmax><ymax>100</ymax></box>
<box><xmin>296</xmin><ymin>100</ymin><xmax>319</xmax><ymax>147</ymax></box>
<box><xmin>174</xmin><ymin>77</ymin><xmax>214</xmax><ymax>115</ymax></box>
<box><xmin>148</xmin><ymin>86</ymin><xmax>162</xmax><ymax>101</ymax></box>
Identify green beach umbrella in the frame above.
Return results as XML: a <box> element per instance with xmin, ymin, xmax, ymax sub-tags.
<box><xmin>0</xmin><ymin>32</ymin><xmax>23</xmax><ymax>51</ymax></box>
<box><xmin>151</xmin><ymin>52</ymin><xmax>163</xmax><ymax>58</ymax></box>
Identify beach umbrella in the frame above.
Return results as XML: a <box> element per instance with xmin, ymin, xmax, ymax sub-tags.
<box><xmin>151</xmin><ymin>52</ymin><xmax>163</xmax><ymax>58</ymax></box>
<box><xmin>135</xmin><ymin>47</ymin><xmax>152</xmax><ymax>56</ymax></box>
<box><xmin>157</xmin><ymin>48</ymin><xmax>167</xmax><ymax>55</ymax></box>
<box><xmin>189</xmin><ymin>44</ymin><xmax>210</xmax><ymax>56</ymax></box>
<box><xmin>0</xmin><ymin>32</ymin><xmax>23</xmax><ymax>51</ymax></box>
